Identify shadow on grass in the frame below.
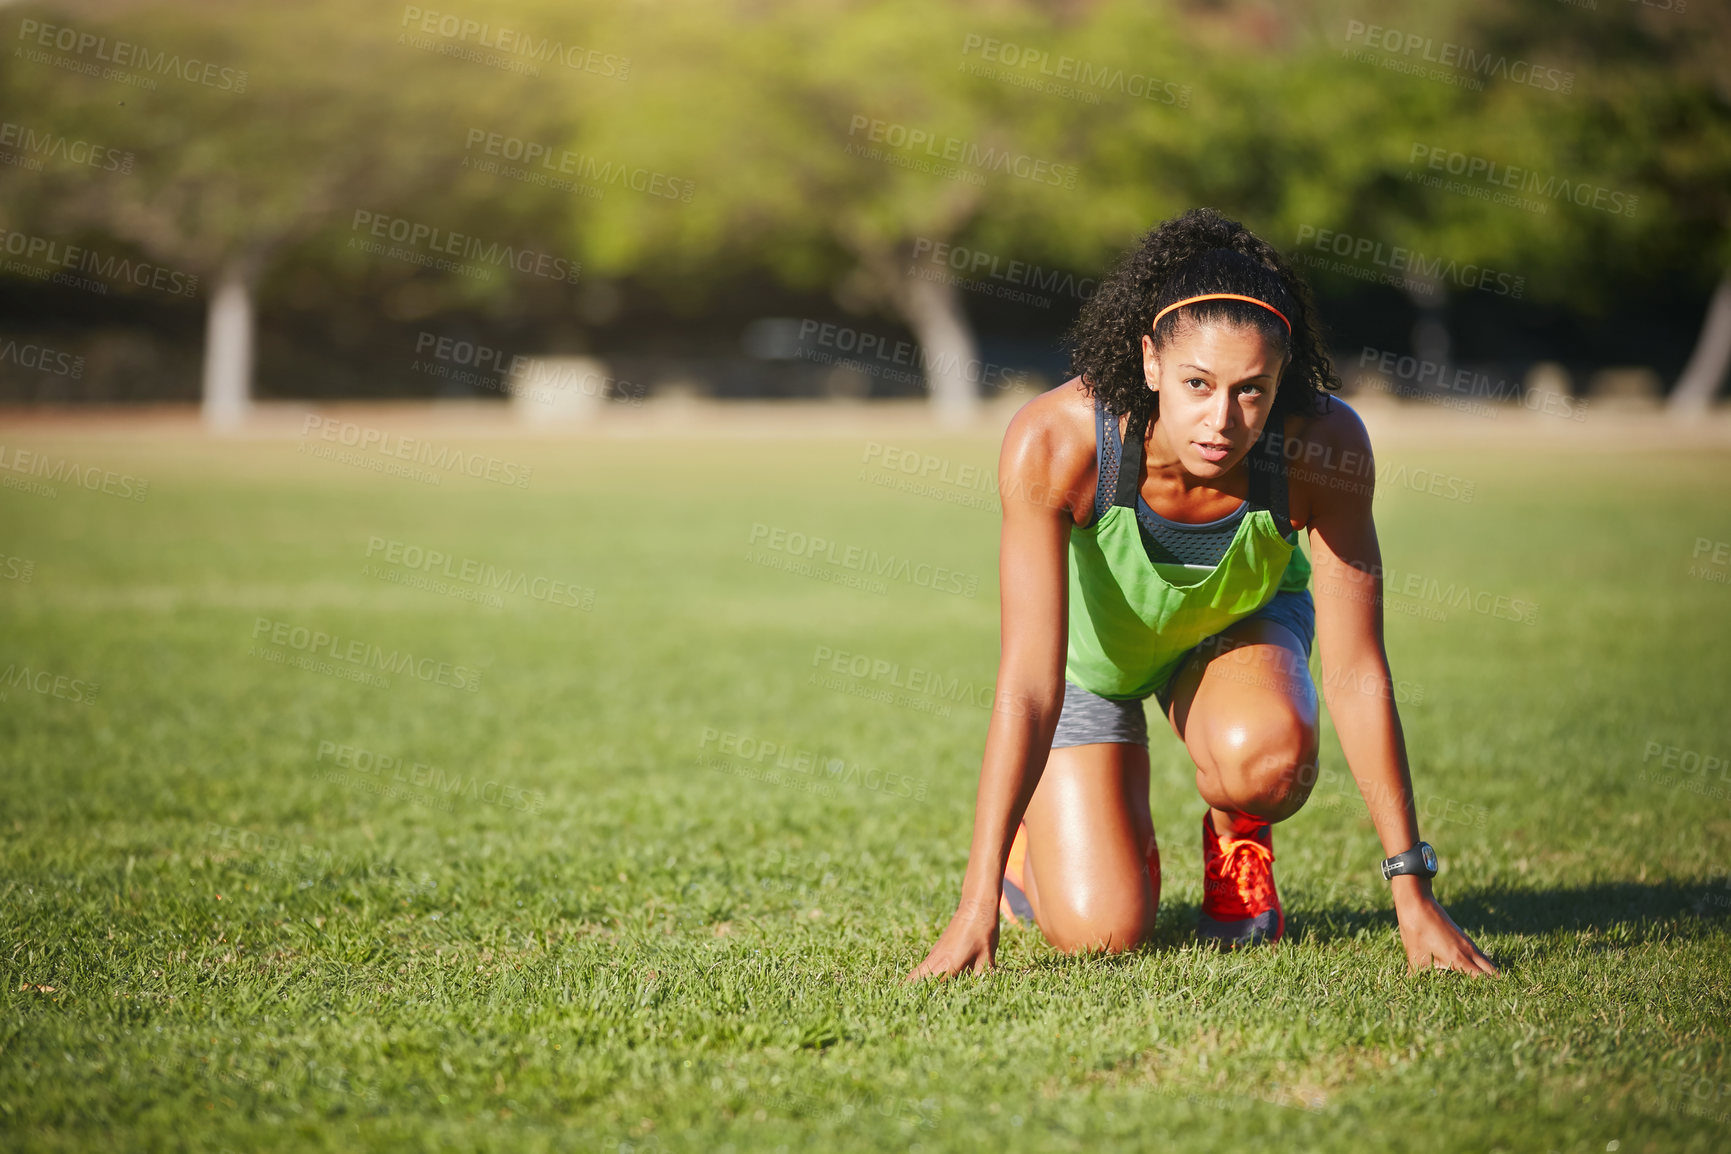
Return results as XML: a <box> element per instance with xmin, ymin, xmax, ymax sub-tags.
<box><xmin>1289</xmin><ymin>877</ymin><xmax>1731</xmax><ymax>948</ymax></box>
<box><xmin>946</xmin><ymin>881</ymin><xmax>1731</xmax><ymax>976</ymax></box>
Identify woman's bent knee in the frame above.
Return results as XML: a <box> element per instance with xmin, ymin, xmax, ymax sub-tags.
<box><xmin>1199</xmin><ymin>710</ymin><xmax>1320</xmax><ymax>821</ymax></box>
<box><xmin>1038</xmin><ymin>890</ymin><xmax>1157</xmax><ymax>954</ymax></box>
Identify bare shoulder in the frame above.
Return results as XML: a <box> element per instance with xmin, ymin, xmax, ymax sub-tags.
<box><xmin>1287</xmin><ymin>394</ymin><xmax>1372</xmax><ymax>455</ymax></box>
<box><xmin>1000</xmin><ymin>377</ymin><xmax>1098</xmax><ymax>523</ymax></box>
<box><xmin>1283</xmin><ymin>395</ymin><xmax>1375</xmax><ymax>528</ymax></box>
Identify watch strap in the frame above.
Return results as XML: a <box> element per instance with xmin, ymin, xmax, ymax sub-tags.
<box><xmin>1380</xmin><ymin>842</ymin><xmax>1437</xmax><ymax>880</ymax></box>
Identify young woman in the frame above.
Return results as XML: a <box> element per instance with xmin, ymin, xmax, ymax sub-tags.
<box><xmin>910</xmin><ymin>209</ymin><xmax>1497</xmax><ymax>978</ymax></box>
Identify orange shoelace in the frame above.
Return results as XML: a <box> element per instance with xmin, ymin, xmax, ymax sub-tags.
<box><xmin>1205</xmin><ymin>836</ymin><xmax>1276</xmax><ymax>921</ymax></box>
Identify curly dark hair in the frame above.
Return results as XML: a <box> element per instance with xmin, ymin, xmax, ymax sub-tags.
<box><xmin>1065</xmin><ymin>208</ymin><xmax>1340</xmax><ymax>425</ymax></box>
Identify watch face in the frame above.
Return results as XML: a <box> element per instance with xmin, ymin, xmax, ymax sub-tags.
<box><xmin>1420</xmin><ymin>844</ymin><xmax>1438</xmax><ymax>874</ymax></box>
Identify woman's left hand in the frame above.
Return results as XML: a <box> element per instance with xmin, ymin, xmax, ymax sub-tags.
<box><xmin>1394</xmin><ymin>885</ymin><xmax>1499</xmax><ymax>976</ymax></box>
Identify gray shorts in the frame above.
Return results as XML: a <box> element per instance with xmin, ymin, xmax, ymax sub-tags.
<box><xmin>1051</xmin><ymin>589</ymin><xmax>1315</xmax><ymax>748</ymax></box>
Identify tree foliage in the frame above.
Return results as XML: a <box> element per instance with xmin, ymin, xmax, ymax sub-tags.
<box><xmin>0</xmin><ymin>0</ymin><xmax>1726</xmax><ymax>401</ymax></box>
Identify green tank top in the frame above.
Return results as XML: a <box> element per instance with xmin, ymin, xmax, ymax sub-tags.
<box><xmin>1065</xmin><ymin>400</ymin><xmax>1311</xmax><ymax>700</ymax></box>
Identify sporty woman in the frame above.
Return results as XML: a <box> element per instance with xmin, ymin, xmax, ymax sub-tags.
<box><xmin>910</xmin><ymin>209</ymin><xmax>1497</xmax><ymax>978</ymax></box>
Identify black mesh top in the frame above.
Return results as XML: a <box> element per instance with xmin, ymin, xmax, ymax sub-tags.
<box><xmin>1136</xmin><ymin>500</ymin><xmax>1248</xmax><ymax>567</ymax></box>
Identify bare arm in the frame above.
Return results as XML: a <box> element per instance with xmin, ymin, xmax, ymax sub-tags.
<box><xmin>907</xmin><ymin>391</ymin><xmax>1083</xmax><ymax>979</ymax></box>
<box><xmin>1300</xmin><ymin>404</ymin><xmax>1498</xmax><ymax>976</ymax></box>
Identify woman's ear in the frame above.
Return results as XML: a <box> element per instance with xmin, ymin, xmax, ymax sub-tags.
<box><xmin>1140</xmin><ymin>333</ymin><xmax>1160</xmax><ymax>394</ymax></box>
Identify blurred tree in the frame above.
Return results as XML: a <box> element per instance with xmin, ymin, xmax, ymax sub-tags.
<box><xmin>0</xmin><ymin>0</ymin><xmax>582</xmax><ymax>424</ymax></box>
<box><xmin>1387</xmin><ymin>0</ymin><xmax>1731</xmax><ymax>412</ymax></box>
<box><xmin>569</xmin><ymin>0</ymin><xmax>1145</xmax><ymax>421</ymax></box>
<box><xmin>1173</xmin><ymin>0</ymin><xmax>1731</xmax><ymax>407</ymax></box>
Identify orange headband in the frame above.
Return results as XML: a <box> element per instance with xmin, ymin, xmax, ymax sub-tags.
<box><xmin>1151</xmin><ymin>293</ymin><xmax>1291</xmax><ymax>335</ymax></box>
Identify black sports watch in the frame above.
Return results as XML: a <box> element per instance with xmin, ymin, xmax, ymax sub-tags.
<box><xmin>1380</xmin><ymin>841</ymin><xmax>1438</xmax><ymax>881</ymax></box>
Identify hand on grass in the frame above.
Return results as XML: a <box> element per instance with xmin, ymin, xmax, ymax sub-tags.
<box><xmin>1395</xmin><ymin>881</ymin><xmax>1499</xmax><ymax>976</ymax></box>
<box><xmin>907</xmin><ymin>896</ymin><xmax>999</xmax><ymax>981</ymax></box>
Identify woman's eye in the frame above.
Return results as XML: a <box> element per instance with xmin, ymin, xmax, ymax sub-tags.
<box><xmin>1240</xmin><ymin>384</ymin><xmax>1264</xmax><ymax>398</ymax></box>
<box><xmin>1185</xmin><ymin>377</ymin><xmax>1208</xmax><ymax>390</ymax></box>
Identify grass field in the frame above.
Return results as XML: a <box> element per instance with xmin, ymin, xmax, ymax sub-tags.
<box><xmin>2</xmin><ymin>415</ymin><xmax>1729</xmax><ymax>1153</ymax></box>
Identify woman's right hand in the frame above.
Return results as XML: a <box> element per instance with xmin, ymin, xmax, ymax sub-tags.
<box><xmin>906</xmin><ymin>896</ymin><xmax>1000</xmax><ymax>980</ymax></box>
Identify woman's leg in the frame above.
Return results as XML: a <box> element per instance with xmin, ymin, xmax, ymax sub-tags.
<box><xmin>1015</xmin><ymin>605</ymin><xmax>1316</xmax><ymax>956</ymax></box>
<box><xmin>1160</xmin><ymin>614</ymin><xmax>1319</xmax><ymax>945</ymax></box>
<box><xmin>1019</xmin><ymin>741</ymin><xmax>1161</xmax><ymax>954</ymax></box>
<box><xmin>1162</xmin><ymin>615</ymin><xmax>1320</xmax><ymax>825</ymax></box>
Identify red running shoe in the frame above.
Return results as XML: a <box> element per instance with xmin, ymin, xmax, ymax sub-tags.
<box><xmin>1198</xmin><ymin>813</ymin><xmax>1283</xmax><ymax>948</ymax></box>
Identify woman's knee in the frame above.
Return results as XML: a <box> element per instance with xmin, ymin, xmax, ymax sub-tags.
<box><xmin>1197</xmin><ymin>708</ymin><xmax>1320</xmax><ymax>820</ymax></box>
<box><xmin>1037</xmin><ymin>887</ymin><xmax>1157</xmax><ymax>955</ymax></box>
<box><xmin>1024</xmin><ymin>840</ymin><xmax>1159</xmax><ymax>954</ymax></box>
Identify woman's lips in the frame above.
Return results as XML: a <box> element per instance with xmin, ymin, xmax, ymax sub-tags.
<box><xmin>1194</xmin><ymin>442</ymin><xmax>1231</xmax><ymax>463</ymax></box>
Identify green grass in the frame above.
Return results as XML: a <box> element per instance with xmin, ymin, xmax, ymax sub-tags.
<box><xmin>2</xmin><ymin>423</ymin><xmax>1729</xmax><ymax>1153</ymax></box>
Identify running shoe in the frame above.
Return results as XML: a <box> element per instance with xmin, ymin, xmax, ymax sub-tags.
<box><xmin>1197</xmin><ymin>812</ymin><xmax>1283</xmax><ymax>948</ymax></box>
<box><xmin>999</xmin><ymin>822</ymin><xmax>1036</xmax><ymax>926</ymax></box>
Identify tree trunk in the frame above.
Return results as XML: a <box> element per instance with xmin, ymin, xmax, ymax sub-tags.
<box><xmin>1668</xmin><ymin>270</ymin><xmax>1731</xmax><ymax>415</ymax></box>
<box><xmin>895</xmin><ymin>271</ymin><xmax>979</xmax><ymax>427</ymax></box>
<box><xmin>1405</xmin><ymin>278</ymin><xmax>1448</xmax><ymax>402</ymax></box>
<box><xmin>201</xmin><ymin>254</ymin><xmax>257</xmax><ymax>431</ymax></box>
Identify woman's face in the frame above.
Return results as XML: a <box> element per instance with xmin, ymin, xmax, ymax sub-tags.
<box><xmin>1140</xmin><ymin>320</ymin><xmax>1286</xmax><ymax>478</ymax></box>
